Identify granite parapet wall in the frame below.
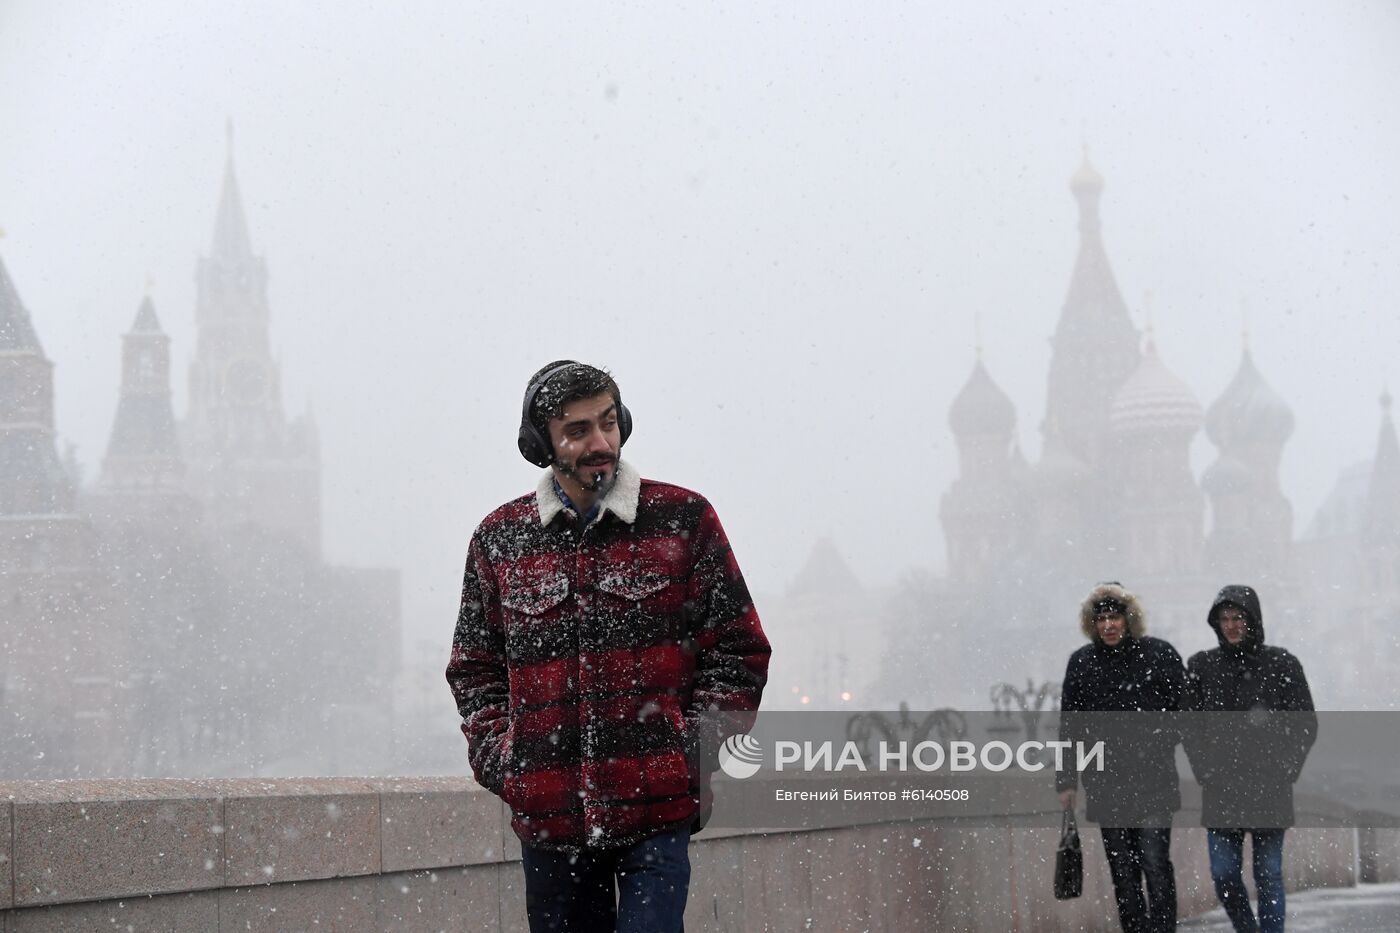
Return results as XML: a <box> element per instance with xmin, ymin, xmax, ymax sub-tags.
<box><xmin>0</xmin><ymin>777</ymin><xmax>1371</xmax><ymax>931</ymax></box>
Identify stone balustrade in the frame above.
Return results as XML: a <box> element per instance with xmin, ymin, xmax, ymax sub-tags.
<box><xmin>0</xmin><ymin>776</ymin><xmax>1388</xmax><ymax>931</ymax></box>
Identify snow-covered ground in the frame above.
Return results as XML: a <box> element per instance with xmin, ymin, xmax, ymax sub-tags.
<box><xmin>1181</xmin><ymin>882</ymin><xmax>1400</xmax><ymax>932</ymax></box>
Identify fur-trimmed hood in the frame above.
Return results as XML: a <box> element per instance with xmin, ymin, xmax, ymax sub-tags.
<box><xmin>1078</xmin><ymin>582</ymin><xmax>1148</xmax><ymax>641</ymax></box>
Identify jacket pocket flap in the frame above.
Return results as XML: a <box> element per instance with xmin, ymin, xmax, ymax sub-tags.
<box><xmin>597</xmin><ymin>563</ymin><xmax>669</xmax><ymax>601</ymax></box>
<box><xmin>501</xmin><ymin>572</ymin><xmax>569</xmax><ymax>616</ymax></box>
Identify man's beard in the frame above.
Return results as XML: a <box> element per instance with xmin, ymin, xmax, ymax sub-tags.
<box><xmin>558</xmin><ymin>454</ymin><xmax>618</xmax><ymax>494</ymax></box>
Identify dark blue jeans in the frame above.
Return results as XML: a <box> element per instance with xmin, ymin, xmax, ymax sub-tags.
<box><xmin>1207</xmin><ymin>828</ymin><xmax>1286</xmax><ymax>933</ymax></box>
<box><xmin>521</xmin><ymin>826</ymin><xmax>691</xmax><ymax>933</ymax></box>
<box><xmin>1100</xmin><ymin>825</ymin><xmax>1176</xmax><ymax>933</ymax></box>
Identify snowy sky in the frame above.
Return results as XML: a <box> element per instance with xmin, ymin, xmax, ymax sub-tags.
<box><xmin>2</xmin><ymin>1</ymin><xmax>1399</xmax><ymax>647</ymax></box>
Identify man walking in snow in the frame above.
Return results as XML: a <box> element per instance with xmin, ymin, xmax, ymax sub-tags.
<box><xmin>447</xmin><ymin>360</ymin><xmax>771</xmax><ymax>932</ymax></box>
<box><xmin>1184</xmin><ymin>584</ymin><xmax>1316</xmax><ymax>933</ymax></box>
<box><xmin>1057</xmin><ymin>581</ymin><xmax>1186</xmax><ymax>933</ymax></box>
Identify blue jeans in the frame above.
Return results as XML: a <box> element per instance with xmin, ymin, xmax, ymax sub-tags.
<box><xmin>1100</xmin><ymin>825</ymin><xmax>1176</xmax><ymax>933</ymax></box>
<box><xmin>521</xmin><ymin>826</ymin><xmax>691</xmax><ymax>933</ymax></box>
<box><xmin>1207</xmin><ymin>828</ymin><xmax>1286</xmax><ymax>933</ymax></box>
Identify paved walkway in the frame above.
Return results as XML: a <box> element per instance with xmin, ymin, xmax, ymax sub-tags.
<box><xmin>1180</xmin><ymin>881</ymin><xmax>1400</xmax><ymax>931</ymax></box>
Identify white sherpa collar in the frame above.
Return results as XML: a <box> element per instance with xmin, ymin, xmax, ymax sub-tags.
<box><xmin>535</xmin><ymin>459</ymin><xmax>641</xmax><ymax>527</ymax></box>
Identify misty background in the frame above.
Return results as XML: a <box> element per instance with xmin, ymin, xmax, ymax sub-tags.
<box><xmin>2</xmin><ymin>2</ymin><xmax>1399</xmax><ymax>774</ymax></box>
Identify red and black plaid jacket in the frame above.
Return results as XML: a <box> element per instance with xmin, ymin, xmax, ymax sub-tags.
<box><xmin>447</xmin><ymin>461</ymin><xmax>770</xmax><ymax>851</ymax></box>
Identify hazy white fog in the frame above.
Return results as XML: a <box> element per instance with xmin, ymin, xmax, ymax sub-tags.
<box><xmin>2</xmin><ymin>1</ymin><xmax>1399</xmax><ymax>649</ymax></box>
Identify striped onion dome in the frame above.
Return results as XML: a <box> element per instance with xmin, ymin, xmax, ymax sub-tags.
<box><xmin>1109</xmin><ymin>340</ymin><xmax>1203</xmax><ymax>435</ymax></box>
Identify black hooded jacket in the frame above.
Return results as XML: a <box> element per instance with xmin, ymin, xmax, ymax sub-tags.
<box><xmin>1183</xmin><ymin>584</ymin><xmax>1317</xmax><ymax>828</ymax></box>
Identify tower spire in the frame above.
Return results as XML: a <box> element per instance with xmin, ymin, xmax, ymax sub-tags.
<box><xmin>1376</xmin><ymin>387</ymin><xmax>1398</xmax><ymax>475</ymax></box>
<box><xmin>0</xmin><ymin>251</ymin><xmax>74</xmax><ymax>514</ymax></box>
<box><xmin>1070</xmin><ymin>146</ymin><xmax>1106</xmax><ymax>234</ymax></box>
<box><xmin>0</xmin><ymin>251</ymin><xmax>44</xmax><ymax>351</ymax></box>
<box><xmin>131</xmin><ymin>293</ymin><xmax>162</xmax><ymax>333</ymax></box>
<box><xmin>1040</xmin><ymin>150</ymin><xmax>1139</xmax><ymax>467</ymax></box>
<box><xmin>184</xmin><ymin>128</ymin><xmax>321</xmax><ymax>558</ymax></box>
<box><xmin>211</xmin><ymin>124</ymin><xmax>253</xmax><ymax>261</ymax></box>
<box><xmin>101</xmin><ymin>295</ymin><xmax>181</xmax><ymax>481</ymax></box>
<box><xmin>1363</xmin><ymin>387</ymin><xmax>1400</xmax><ymax>548</ymax></box>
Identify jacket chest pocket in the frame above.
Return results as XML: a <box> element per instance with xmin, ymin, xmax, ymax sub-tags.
<box><xmin>594</xmin><ymin>560</ymin><xmax>677</xmax><ymax>640</ymax></box>
<box><xmin>595</xmin><ymin>562</ymin><xmax>670</xmax><ymax>602</ymax></box>
<box><xmin>500</xmin><ymin>571</ymin><xmax>571</xmax><ymax>663</ymax></box>
<box><xmin>501</xmin><ymin>571</ymin><xmax>570</xmax><ymax>617</ymax></box>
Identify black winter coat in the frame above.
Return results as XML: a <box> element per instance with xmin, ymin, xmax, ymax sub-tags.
<box><xmin>1056</xmin><ymin>635</ymin><xmax>1186</xmax><ymax>826</ymax></box>
<box><xmin>1184</xmin><ymin>585</ymin><xmax>1317</xmax><ymax>828</ymax></box>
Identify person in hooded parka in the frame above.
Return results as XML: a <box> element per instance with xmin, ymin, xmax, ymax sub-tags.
<box><xmin>1184</xmin><ymin>584</ymin><xmax>1317</xmax><ymax>933</ymax></box>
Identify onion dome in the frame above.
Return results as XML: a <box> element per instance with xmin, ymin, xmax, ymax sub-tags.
<box><xmin>1204</xmin><ymin>348</ymin><xmax>1294</xmax><ymax>449</ymax></box>
<box><xmin>949</xmin><ymin>358</ymin><xmax>1015</xmax><ymax>438</ymax></box>
<box><xmin>1202</xmin><ymin>454</ymin><xmax>1250</xmax><ymax>494</ymax></box>
<box><xmin>1109</xmin><ymin>340</ymin><xmax>1203</xmax><ymax>435</ymax></box>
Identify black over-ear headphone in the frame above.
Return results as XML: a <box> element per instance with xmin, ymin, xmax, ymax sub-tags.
<box><xmin>517</xmin><ymin>361</ymin><xmax>633</xmax><ymax>467</ymax></box>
